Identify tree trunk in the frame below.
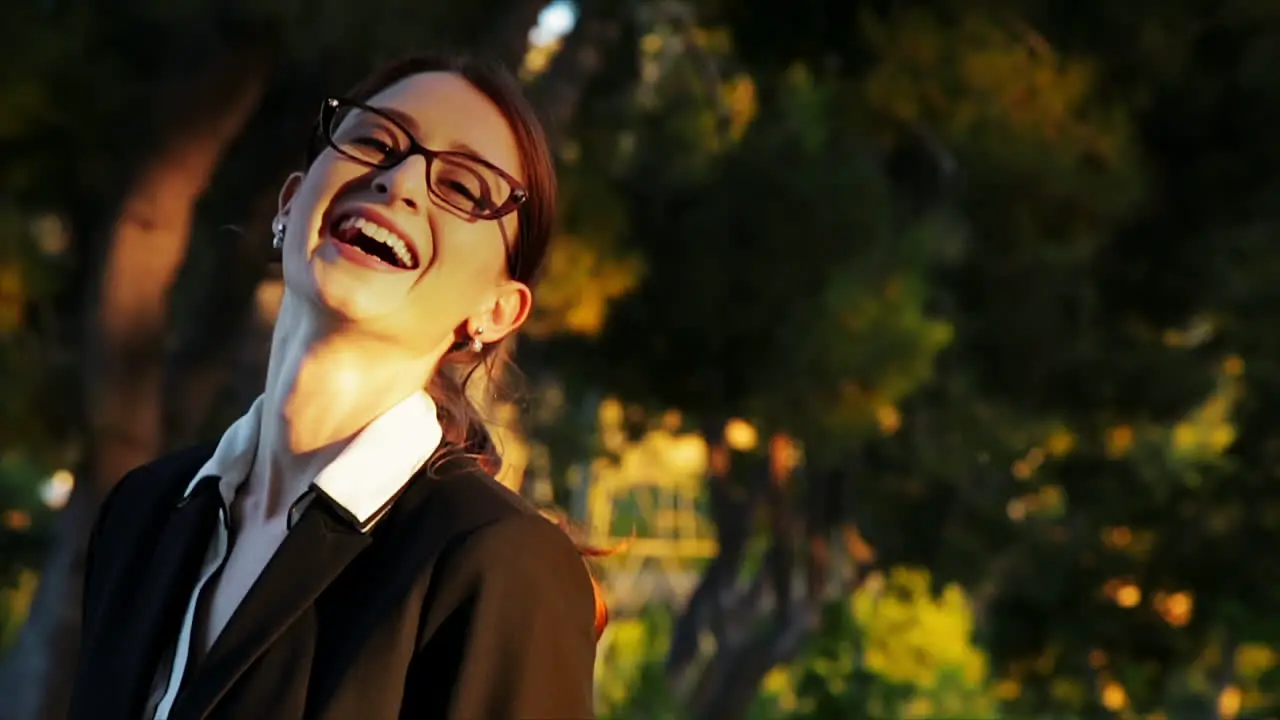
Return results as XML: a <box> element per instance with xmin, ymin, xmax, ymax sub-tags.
<box><xmin>0</xmin><ymin>47</ymin><xmax>267</xmax><ymax>720</ymax></box>
<box><xmin>669</xmin><ymin>439</ymin><xmax>859</xmax><ymax>720</ymax></box>
<box><xmin>666</xmin><ymin>435</ymin><xmax>758</xmax><ymax>689</ymax></box>
<box><xmin>88</xmin><ymin>55</ymin><xmax>267</xmax><ymax>490</ymax></box>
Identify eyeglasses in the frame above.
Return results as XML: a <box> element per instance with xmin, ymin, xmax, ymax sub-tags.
<box><xmin>318</xmin><ymin>97</ymin><xmax>528</xmax><ymax>221</ymax></box>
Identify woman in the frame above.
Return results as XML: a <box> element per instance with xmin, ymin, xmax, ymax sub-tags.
<box><xmin>68</xmin><ymin>55</ymin><xmax>603</xmax><ymax>720</ymax></box>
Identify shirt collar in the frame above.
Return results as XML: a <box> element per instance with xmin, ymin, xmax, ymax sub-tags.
<box><xmin>183</xmin><ymin>391</ymin><xmax>443</xmax><ymax>532</ymax></box>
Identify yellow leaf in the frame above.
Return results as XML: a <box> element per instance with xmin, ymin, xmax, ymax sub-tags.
<box><xmin>1045</xmin><ymin>428</ymin><xmax>1076</xmax><ymax>456</ymax></box>
<box><xmin>527</xmin><ymin>235</ymin><xmax>642</xmax><ymax>337</ymax></box>
<box><xmin>722</xmin><ymin>73</ymin><xmax>758</xmax><ymax>141</ymax></box>
<box><xmin>874</xmin><ymin>403</ymin><xmax>902</xmax><ymax>435</ymax></box>
<box><xmin>1218</xmin><ymin>685</ymin><xmax>1242</xmax><ymax>720</ymax></box>
<box><xmin>1235</xmin><ymin>644</ymin><xmax>1278</xmax><ymax>676</ymax></box>
<box><xmin>1114</xmin><ymin>583</ymin><xmax>1141</xmax><ymax>608</ymax></box>
<box><xmin>1105</xmin><ymin>425</ymin><xmax>1134</xmax><ymax>458</ymax></box>
<box><xmin>723</xmin><ymin>418</ymin><xmax>758</xmax><ymax>451</ymax></box>
<box><xmin>1100</xmin><ymin>680</ymin><xmax>1128</xmax><ymax>710</ymax></box>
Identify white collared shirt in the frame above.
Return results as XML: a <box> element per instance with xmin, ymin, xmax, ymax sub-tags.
<box><xmin>147</xmin><ymin>391</ymin><xmax>443</xmax><ymax>720</ymax></box>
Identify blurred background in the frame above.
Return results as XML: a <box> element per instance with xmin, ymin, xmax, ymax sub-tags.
<box><xmin>2</xmin><ymin>0</ymin><xmax>1280</xmax><ymax>718</ymax></box>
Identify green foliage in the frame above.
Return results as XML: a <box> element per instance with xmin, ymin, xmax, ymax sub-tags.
<box><xmin>578</xmin><ymin>2</ymin><xmax>1280</xmax><ymax>716</ymax></box>
<box><xmin>596</xmin><ymin>606</ymin><xmax>687</xmax><ymax>720</ymax></box>
<box><xmin>598</xmin><ymin>568</ymin><xmax>998</xmax><ymax>719</ymax></box>
<box><xmin>0</xmin><ymin>203</ymin><xmax>71</xmax><ymax>467</ymax></box>
<box><xmin>755</xmin><ymin>567</ymin><xmax>998</xmax><ymax>720</ymax></box>
<box><xmin>580</xmin><ymin>61</ymin><xmax>955</xmax><ymax>458</ymax></box>
<box><xmin>0</xmin><ymin>570</ymin><xmax>38</xmax><ymax>652</ymax></box>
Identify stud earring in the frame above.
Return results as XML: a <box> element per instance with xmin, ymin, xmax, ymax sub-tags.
<box><xmin>470</xmin><ymin>327</ymin><xmax>485</xmax><ymax>353</ymax></box>
<box><xmin>271</xmin><ymin>218</ymin><xmax>286</xmax><ymax>250</ymax></box>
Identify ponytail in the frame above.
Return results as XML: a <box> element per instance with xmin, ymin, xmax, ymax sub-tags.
<box><xmin>426</xmin><ymin>348</ymin><xmax>503</xmax><ymax>475</ymax></box>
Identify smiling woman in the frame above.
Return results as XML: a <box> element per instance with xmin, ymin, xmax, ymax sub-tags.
<box><xmin>67</xmin><ymin>55</ymin><xmax>600</xmax><ymax>720</ymax></box>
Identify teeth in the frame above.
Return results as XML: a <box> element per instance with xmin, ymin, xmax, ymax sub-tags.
<box><xmin>337</xmin><ymin>215</ymin><xmax>414</xmax><ymax>267</ymax></box>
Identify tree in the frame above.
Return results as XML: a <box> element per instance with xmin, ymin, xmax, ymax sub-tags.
<box><xmin>544</xmin><ymin>0</ymin><xmax>1280</xmax><ymax>716</ymax></box>
<box><xmin>530</xmin><ymin>7</ymin><xmax>960</xmax><ymax>715</ymax></box>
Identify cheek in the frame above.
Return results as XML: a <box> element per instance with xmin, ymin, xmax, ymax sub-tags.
<box><xmin>280</xmin><ymin>165</ymin><xmax>347</xmax><ymax>284</ymax></box>
<box><xmin>291</xmin><ymin>160</ymin><xmax>353</xmax><ymax>232</ymax></box>
<box><xmin>411</xmin><ymin>224</ymin><xmax>507</xmax><ymax>309</ymax></box>
<box><xmin>429</xmin><ymin>219</ymin><xmax>510</xmax><ymax>281</ymax></box>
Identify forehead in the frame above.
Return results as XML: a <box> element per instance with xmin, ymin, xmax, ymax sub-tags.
<box><xmin>365</xmin><ymin>71</ymin><xmax>524</xmax><ymax>182</ymax></box>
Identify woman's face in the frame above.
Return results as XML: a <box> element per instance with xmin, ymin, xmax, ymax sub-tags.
<box><xmin>277</xmin><ymin>71</ymin><xmax>531</xmax><ymax>356</ymax></box>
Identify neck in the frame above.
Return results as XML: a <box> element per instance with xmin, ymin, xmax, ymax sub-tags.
<box><xmin>250</xmin><ymin>293</ymin><xmax>439</xmax><ymax>520</ymax></box>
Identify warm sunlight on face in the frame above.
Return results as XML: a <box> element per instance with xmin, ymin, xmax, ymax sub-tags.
<box><xmin>277</xmin><ymin>72</ymin><xmax>528</xmax><ymax>356</ymax></box>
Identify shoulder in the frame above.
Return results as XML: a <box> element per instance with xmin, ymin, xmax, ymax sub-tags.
<box><xmin>421</xmin><ymin>457</ymin><xmax>586</xmax><ymax>577</ymax></box>
<box><xmin>406</xmin><ymin>451</ymin><xmax>553</xmax><ymax>537</ymax></box>
<box><xmin>449</xmin><ymin>507</ymin><xmax>588</xmax><ymax>581</ymax></box>
<box><xmin>93</xmin><ymin>444</ymin><xmax>216</xmax><ymax>536</ymax></box>
<box><xmin>418</xmin><ymin>509</ymin><xmax>597</xmax><ymax>653</ymax></box>
<box><xmin>81</xmin><ymin>445</ymin><xmax>217</xmax><ymax>621</ymax></box>
<box><xmin>401</xmin><ymin>465</ymin><xmax>599</xmax><ymax>718</ymax></box>
<box><xmin>412</xmin><ymin>456</ymin><xmax>595</xmax><ymax>620</ymax></box>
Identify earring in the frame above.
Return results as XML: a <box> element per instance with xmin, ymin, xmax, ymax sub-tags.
<box><xmin>470</xmin><ymin>327</ymin><xmax>485</xmax><ymax>353</ymax></box>
<box><xmin>271</xmin><ymin>218</ymin><xmax>285</xmax><ymax>250</ymax></box>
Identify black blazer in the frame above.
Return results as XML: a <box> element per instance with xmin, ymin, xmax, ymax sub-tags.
<box><xmin>68</xmin><ymin>445</ymin><xmax>598</xmax><ymax>720</ymax></box>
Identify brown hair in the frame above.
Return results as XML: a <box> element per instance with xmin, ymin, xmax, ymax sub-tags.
<box><xmin>307</xmin><ymin>55</ymin><xmax>606</xmax><ymax>637</ymax></box>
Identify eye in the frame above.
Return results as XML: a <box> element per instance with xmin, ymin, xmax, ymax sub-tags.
<box><xmin>431</xmin><ymin>156</ymin><xmax>508</xmax><ymax>215</ymax></box>
<box><xmin>442</xmin><ymin>179</ymin><xmax>479</xmax><ymax>201</ymax></box>
<box><xmin>353</xmin><ymin>137</ymin><xmax>394</xmax><ymax>155</ymax></box>
<box><xmin>330</xmin><ymin>110</ymin><xmax>404</xmax><ymax>162</ymax></box>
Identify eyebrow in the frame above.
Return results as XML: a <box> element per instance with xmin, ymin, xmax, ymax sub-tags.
<box><xmin>372</xmin><ymin>104</ymin><xmax>496</xmax><ymax>164</ymax></box>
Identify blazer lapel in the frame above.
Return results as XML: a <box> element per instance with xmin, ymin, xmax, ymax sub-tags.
<box><xmin>169</xmin><ymin>499</ymin><xmax>372</xmax><ymax>720</ymax></box>
<box><xmin>99</xmin><ymin>477</ymin><xmax>223</xmax><ymax>719</ymax></box>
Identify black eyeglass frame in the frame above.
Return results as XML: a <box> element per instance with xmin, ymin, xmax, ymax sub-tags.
<box><xmin>318</xmin><ymin>96</ymin><xmax>529</xmax><ymax>222</ymax></box>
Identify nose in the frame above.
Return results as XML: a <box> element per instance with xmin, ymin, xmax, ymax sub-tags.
<box><xmin>371</xmin><ymin>154</ymin><xmax>429</xmax><ymax>212</ymax></box>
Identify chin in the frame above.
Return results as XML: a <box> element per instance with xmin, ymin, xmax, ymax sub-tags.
<box><xmin>281</xmin><ymin>254</ymin><xmax>404</xmax><ymax>324</ymax></box>
<box><xmin>317</xmin><ymin>267</ymin><xmax>412</xmax><ymax>321</ymax></box>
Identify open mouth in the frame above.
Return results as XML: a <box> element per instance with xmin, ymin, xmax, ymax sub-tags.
<box><xmin>329</xmin><ymin>214</ymin><xmax>419</xmax><ymax>270</ymax></box>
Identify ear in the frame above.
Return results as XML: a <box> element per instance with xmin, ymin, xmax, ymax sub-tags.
<box><xmin>467</xmin><ymin>280</ymin><xmax>533</xmax><ymax>344</ymax></box>
<box><xmin>275</xmin><ymin>171</ymin><xmax>305</xmax><ymax>223</ymax></box>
